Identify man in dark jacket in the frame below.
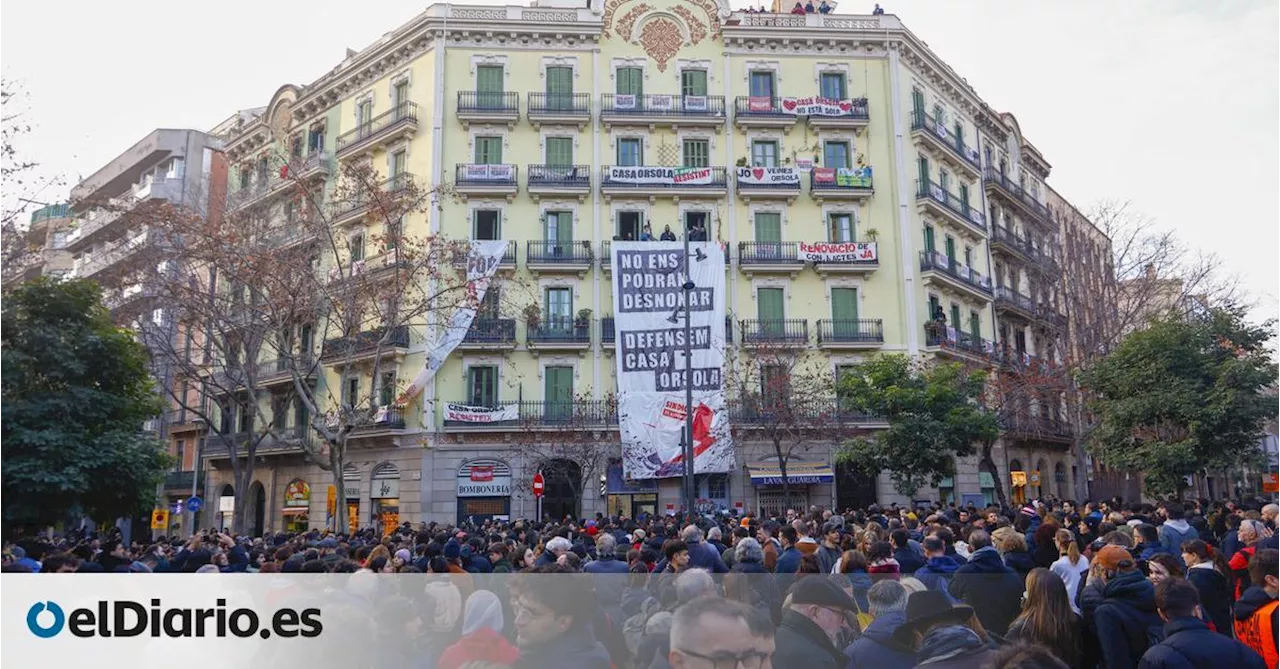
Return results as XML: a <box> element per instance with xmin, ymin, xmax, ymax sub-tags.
<box><xmin>1158</xmin><ymin>502</ymin><xmax>1199</xmax><ymax>568</ymax></box>
<box><xmin>843</xmin><ymin>580</ymin><xmax>915</xmax><ymax>669</ymax></box>
<box><xmin>1093</xmin><ymin>545</ymin><xmax>1166</xmax><ymax>669</ymax></box>
<box><xmin>890</xmin><ymin>529</ymin><xmax>924</xmax><ymax>575</ymax></box>
<box><xmin>774</xmin><ymin>577</ymin><xmax>856</xmax><ymax>669</ymax></box>
<box><xmin>914</xmin><ymin>536</ymin><xmax>961</xmax><ymax>599</ymax></box>
<box><xmin>1139</xmin><ymin>577</ymin><xmax>1266</xmax><ymax>669</ymax></box>
<box><xmin>948</xmin><ymin>530</ymin><xmax>1022</xmax><ymax>635</ymax></box>
<box><xmin>1136</xmin><ymin>524</ymin><xmax>1176</xmax><ymax>562</ymax></box>
<box><xmin>775</xmin><ymin>526</ymin><xmax>803</xmax><ymax>574</ymax></box>
<box><xmin>514</xmin><ymin>565</ymin><xmax>612</xmax><ymax>669</ymax></box>
<box><xmin>679</xmin><ymin>525</ymin><xmax>728</xmax><ymax>573</ymax></box>
<box><xmin>816</xmin><ymin>523</ymin><xmax>843</xmax><ymax>575</ymax></box>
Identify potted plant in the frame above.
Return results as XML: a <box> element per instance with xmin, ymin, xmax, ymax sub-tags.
<box><xmin>575</xmin><ymin>308</ymin><xmax>592</xmax><ymax>338</ymax></box>
<box><xmin>864</xmin><ymin>228</ymin><xmax>879</xmax><ymax>242</ymax></box>
<box><xmin>735</xmin><ymin>157</ymin><xmax>748</xmax><ymax>167</ymax></box>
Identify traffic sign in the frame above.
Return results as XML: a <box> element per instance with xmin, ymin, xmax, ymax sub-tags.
<box><xmin>170</xmin><ymin>500</ymin><xmax>183</xmax><ymax>515</ymax></box>
<box><xmin>186</xmin><ymin>496</ymin><xmax>204</xmax><ymax>513</ymax></box>
<box><xmin>150</xmin><ymin>509</ymin><xmax>170</xmax><ymax>530</ymax></box>
<box><xmin>532</xmin><ymin>471</ymin><xmax>545</xmax><ymax>498</ymax></box>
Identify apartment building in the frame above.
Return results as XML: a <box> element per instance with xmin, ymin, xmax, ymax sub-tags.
<box><xmin>1</xmin><ymin>203</ymin><xmax>75</xmax><ymax>290</ymax></box>
<box><xmin>203</xmin><ymin>0</ymin><xmax>1095</xmax><ymax>531</ymax></box>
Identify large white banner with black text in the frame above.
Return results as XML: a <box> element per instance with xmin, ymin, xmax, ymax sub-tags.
<box><xmin>612</xmin><ymin>242</ymin><xmax>734</xmax><ymax>479</ymax></box>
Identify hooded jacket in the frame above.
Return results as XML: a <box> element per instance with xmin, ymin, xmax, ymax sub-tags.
<box><xmin>1137</xmin><ymin>616</ymin><xmax>1267</xmax><ymax>669</ymax></box>
<box><xmin>842</xmin><ymin>611</ymin><xmax>915</xmax><ymax>669</ymax></box>
<box><xmin>1159</xmin><ymin>520</ymin><xmax>1199</xmax><ymax>564</ymax></box>
<box><xmin>1002</xmin><ymin>549</ymin><xmax>1037</xmax><ymax>578</ymax></box>
<box><xmin>1184</xmin><ymin>564</ymin><xmax>1233</xmax><ymax>636</ymax></box>
<box><xmin>776</xmin><ymin>545</ymin><xmax>803</xmax><ymax>574</ymax></box>
<box><xmin>914</xmin><ymin>555</ymin><xmax>962</xmax><ymax>598</ymax></box>
<box><xmin>515</xmin><ymin>623</ymin><xmax>612</xmax><ymax>669</ymax></box>
<box><xmin>914</xmin><ymin>624</ymin><xmax>996</xmax><ymax>669</ymax></box>
<box><xmin>1095</xmin><ymin>570</ymin><xmax>1165</xmax><ymax>669</ymax></box>
<box><xmin>949</xmin><ymin>546</ymin><xmax>1023</xmax><ymax>635</ymax></box>
<box><xmin>892</xmin><ymin>546</ymin><xmax>925</xmax><ymax>575</ymax></box>
<box><xmin>1232</xmin><ymin>585</ymin><xmax>1279</xmax><ymax>665</ymax></box>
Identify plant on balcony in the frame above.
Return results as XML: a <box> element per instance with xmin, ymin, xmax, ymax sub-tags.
<box><xmin>574</xmin><ymin>308</ymin><xmax>592</xmax><ymax>337</ymax></box>
<box><xmin>863</xmin><ymin>228</ymin><xmax>879</xmax><ymax>242</ymax></box>
<box><xmin>735</xmin><ymin>157</ymin><xmax>748</xmax><ymax>167</ymax></box>
<box><xmin>523</xmin><ymin>304</ymin><xmax>542</xmax><ymax>331</ymax></box>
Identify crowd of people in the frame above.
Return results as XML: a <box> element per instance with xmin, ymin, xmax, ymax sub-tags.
<box><xmin>4</xmin><ymin>496</ymin><xmax>1278</xmax><ymax>669</ymax></box>
<box><xmin>739</xmin><ymin>2</ymin><xmax>885</xmax><ymax>16</ymax></box>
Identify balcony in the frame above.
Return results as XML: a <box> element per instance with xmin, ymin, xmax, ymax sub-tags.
<box><xmin>526</xmin><ymin>164</ymin><xmax>590</xmax><ymax>201</ymax></box>
<box><xmin>201</xmin><ymin>431</ymin><xmax>308</xmax><ymax>459</ymax></box>
<box><xmin>805</xmin><ymin>97</ymin><xmax>870</xmax><ymax>131</ymax></box>
<box><xmin>989</xmin><ymin>226</ymin><xmax>1059</xmax><ymax>276</ymax></box>
<box><xmin>740</xmin><ymin>319</ymin><xmax>809</xmax><ymax>347</ymax></box>
<box><xmin>599</xmin><ymin>94</ymin><xmax>726</xmax><ymax>129</ymax></box>
<box><xmin>916</xmin><ymin>180</ymin><xmax>986</xmax><ymax>235</ymax></box>
<box><xmin>733</xmin><ymin>97</ymin><xmax>799</xmax><ymax>130</ymax></box>
<box><xmin>453</xmin><ymin>164</ymin><xmax>518</xmax><ymax>200</ymax></box>
<box><xmin>909</xmin><ymin>110</ymin><xmax>981</xmax><ymax>180</ymax></box>
<box><xmin>328</xmin><ymin>173</ymin><xmax>415</xmax><ymax>226</ymax></box>
<box><xmin>458</xmin><ymin>318</ymin><xmax>517</xmax><ymax>350</ymax></box>
<box><xmin>924</xmin><ymin>323</ymin><xmax>994</xmax><ymax>364</ymax></box>
<box><xmin>728</xmin><ymin>397</ymin><xmax>886</xmax><ymax>427</ymax></box>
<box><xmin>336</xmin><ymin>102</ymin><xmax>419</xmax><ymax>158</ymax></box>
<box><xmin>816</xmin><ymin>319</ymin><xmax>884</xmax><ymax>349</ymax></box>
<box><xmin>1034</xmin><ymin>304</ymin><xmax>1068</xmax><ymax>331</ymax></box>
<box><xmin>526</xmin><ymin>317</ymin><xmax>591</xmax><ymax>352</ymax></box>
<box><xmin>809</xmin><ymin>168</ymin><xmax>873</xmax><ymax>201</ymax></box>
<box><xmin>600</xmin><ymin>166</ymin><xmax>727</xmax><ymax>200</ymax></box>
<box><xmin>994</xmin><ymin>286</ymin><xmax>1036</xmax><ymax>320</ymax></box>
<box><xmin>292</xmin><ymin>151</ymin><xmax>332</xmax><ymax>182</ymax></box>
<box><xmin>349</xmin><ymin>406</ymin><xmax>408</xmax><ymax>436</ymax></box>
<box><xmin>257</xmin><ymin>353</ymin><xmax>315</xmax><ymax>388</ymax></box>
<box><xmin>919</xmin><ymin>250</ymin><xmax>993</xmax><ymax>301</ymax></box>
<box><xmin>738</xmin><ymin>241</ymin><xmax>804</xmax><ymax>275</ymax></box>
<box><xmin>72</xmin><ymin>229</ymin><xmax>152</xmax><ymax>279</ymax></box>
<box><xmin>102</xmin><ymin>282</ymin><xmax>159</xmax><ymax>313</ymax></box>
<box><xmin>456</xmin><ymin>91</ymin><xmax>519</xmax><ymax>129</ymax></box>
<box><xmin>1000</xmin><ymin>414</ymin><xmax>1074</xmax><ymax>444</ymax></box>
<box><xmin>441</xmin><ymin>400</ymin><xmax>617</xmax><ymax>432</ymax></box>
<box><xmin>164</xmin><ymin>470</ymin><xmax>202</xmax><ymax>492</ymax></box>
<box><xmin>983</xmin><ymin>169</ymin><xmax>1050</xmax><ymax>226</ymax></box>
<box><xmin>601</xmin><ymin>317</ymin><xmax>615</xmax><ymax>348</ymax></box>
<box><xmin>451</xmin><ymin>240</ymin><xmax>517</xmax><ymax>271</ymax></box>
<box><xmin>320</xmin><ymin>324</ymin><xmax>411</xmax><ymax>364</ymax></box>
<box><xmin>526</xmin><ymin>240</ymin><xmax>594</xmax><ymax>275</ymax></box>
<box><xmin>735</xmin><ymin>166</ymin><xmax>801</xmax><ymax>201</ymax></box>
<box><xmin>527</xmin><ymin>92</ymin><xmax>591</xmax><ymax>129</ymax></box>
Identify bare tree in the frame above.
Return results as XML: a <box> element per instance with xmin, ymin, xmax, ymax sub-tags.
<box><xmin>2</xmin><ymin>81</ymin><xmax>64</xmax><ymax>266</ymax></box>
<box><xmin>512</xmin><ymin>391</ymin><xmax>618</xmax><ymax>522</ymax></box>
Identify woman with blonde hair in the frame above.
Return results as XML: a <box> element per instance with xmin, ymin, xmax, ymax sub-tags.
<box><xmin>1049</xmin><ymin>528</ymin><xmax>1089</xmax><ymax>614</ymax></box>
<box><xmin>364</xmin><ymin>543</ymin><xmax>391</xmax><ymax>568</ymax></box>
<box><xmin>1006</xmin><ymin>568</ymin><xmax>1080</xmax><ymax>667</ymax></box>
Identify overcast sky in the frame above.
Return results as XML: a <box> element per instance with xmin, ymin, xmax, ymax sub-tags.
<box><xmin>3</xmin><ymin>0</ymin><xmax>1276</xmax><ymax>322</ymax></box>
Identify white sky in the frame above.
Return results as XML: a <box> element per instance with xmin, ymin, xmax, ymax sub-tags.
<box><xmin>3</xmin><ymin>0</ymin><xmax>1277</xmax><ymax>323</ymax></box>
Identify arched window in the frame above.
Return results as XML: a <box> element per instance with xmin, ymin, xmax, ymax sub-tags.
<box><xmin>343</xmin><ymin>463</ymin><xmax>361</xmax><ymax>481</ymax></box>
<box><xmin>372</xmin><ymin>462</ymin><xmax>399</xmax><ymax>480</ymax></box>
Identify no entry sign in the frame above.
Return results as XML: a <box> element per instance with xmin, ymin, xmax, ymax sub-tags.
<box><xmin>532</xmin><ymin>472</ymin><xmax>545</xmax><ymax>498</ymax></box>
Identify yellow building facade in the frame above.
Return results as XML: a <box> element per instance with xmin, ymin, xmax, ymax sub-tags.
<box><xmin>208</xmin><ymin>0</ymin><xmax>1084</xmax><ymax>531</ymax></box>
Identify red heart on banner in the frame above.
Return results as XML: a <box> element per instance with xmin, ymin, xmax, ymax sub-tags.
<box><xmin>838</xmin><ymin>100</ymin><xmax>852</xmax><ymax>112</ymax></box>
<box><xmin>782</xmin><ymin>99</ymin><xmax>797</xmax><ymax>111</ymax></box>
<box><xmin>752</xmin><ymin>168</ymin><xmax>765</xmax><ymax>180</ymax></box>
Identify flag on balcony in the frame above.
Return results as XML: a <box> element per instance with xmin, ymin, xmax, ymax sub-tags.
<box><xmin>612</xmin><ymin>241</ymin><xmax>734</xmax><ymax>479</ymax></box>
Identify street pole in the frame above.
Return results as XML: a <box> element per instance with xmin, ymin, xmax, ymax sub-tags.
<box><xmin>682</xmin><ymin>233</ymin><xmax>696</xmax><ymax>514</ymax></box>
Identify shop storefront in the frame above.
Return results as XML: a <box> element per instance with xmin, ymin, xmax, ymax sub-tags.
<box><xmin>1010</xmin><ymin>465</ymin><xmax>1027</xmax><ymax>505</ymax></box>
<box><xmin>371</xmin><ymin>463</ymin><xmax>400</xmax><ymax>537</ymax></box>
<box><xmin>605</xmin><ymin>460</ymin><xmax>658</xmax><ymax>519</ymax></box>
<box><xmin>456</xmin><ymin>459</ymin><xmax>512</xmax><ymax>525</ymax></box>
<box><xmin>747</xmin><ymin>459</ymin><xmax>834</xmax><ymax>517</ymax></box>
<box><xmin>343</xmin><ymin>465</ymin><xmax>361</xmax><ymax>535</ymax></box>
<box><xmin>282</xmin><ymin>478</ymin><xmax>310</xmax><ymax>532</ymax></box>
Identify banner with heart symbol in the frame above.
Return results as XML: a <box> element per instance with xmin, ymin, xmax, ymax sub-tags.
<box><xmin>735</xmin><ymin>166</ymin><xmax>800</xmax><ymax>185</ymax></box>
<box><xmin>780</xmin><ymin>96</ymin><xmax>866</xmax><ymax>117</ymax></box>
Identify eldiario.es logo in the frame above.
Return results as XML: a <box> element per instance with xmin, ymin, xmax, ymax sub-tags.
<box><xmin>26</xmin><ymin>599</ymin><xmax>321</xmax><ymax>639</ymax></box>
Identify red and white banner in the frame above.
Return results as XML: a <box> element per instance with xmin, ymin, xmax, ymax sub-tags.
<box><xmin>779</xmin><ymin>96</ymin><xmax>867</xmax><ymax>117</ymax></box>
<box><xmin>747</xmin><ymin>96</ymin><xmax>774</xmax><ymax>112</ymax></box>
<box><xmin>735</xmin><ymin>166</ymin><xmax>800</xmax><ymax>185</ymax></box>
<box><xmin>607</xmin><ymin>166</ymin><xmax>714</xmax><ymax>185</ymax></box>
<box><xmin>797</xmin><ymin>241</ymin><xmax>877</xmax><ymax>263</ymax></box>
<box><xmin>444</xmin><ymin>402</ymin><xmax>519</xmax><ymax>423</ymax></box>
<box><xmin>462</xmin><ymin>164</ymin><xmax>514</xmax><ymax>181</ymax></box>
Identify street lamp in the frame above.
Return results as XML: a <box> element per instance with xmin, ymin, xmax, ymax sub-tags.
<box><xmin>675</xmin><ymin>235</ymin><xmax>708</xmax><ymax>513</ymax></box>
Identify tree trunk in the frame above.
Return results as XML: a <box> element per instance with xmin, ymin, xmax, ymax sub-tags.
<box><xmin>980</xmin><ymin>442</ymin><xmax>1008</xmax><ymax>508</ymax></box>
<box><xmin>775</xmin><ymin>438</ymin><xmax>791</xmax><ymax>513</ymax></box>
<box><xmin>330</xmin><ymin>461</ymin><xmax>344</xmax><ymax>534</ymax></box>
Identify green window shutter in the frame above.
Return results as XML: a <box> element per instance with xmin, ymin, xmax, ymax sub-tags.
<box><xmin>944</xmin><ymin>236</ymin><xmax>956</xmax><ymax>262</ymax></box>
<box><xmin>917</xmin><ymin>156</ymin><xmax>929</xmax><ymax>188</ymax></box>
<box><xmin>544</xmin><ymin>366</ymin><xmax>574</xmax><ymax>419</ymax></box>
<box><xmin>923</xmin><ymin>225</ymin><xmax>935</xmax><ymax>253</ymax></box>
<box><xmin>545</xmin><ymin>287</ymin><xmax>572</xmax><ymax>328</ymax></box>
<box><xmin>758</xmin><ymin>287</ymin><xmax>785</xmax><ymax>322</ymax></box>
<box><xmin>616</xmin><ymin>68</ymin><xmax>643</xmax><ymax>96</ymax></box>
<box><xmin>928</xmin><ymin>296</ymin><xmax>941</xmax><ymax>321</ymax></box>
<box><xmin>477</xmin><ymin>66</ymin><xmax>504</xmax><ymax>93</ymax></box>
<box><xmin>911</xmin><ymin>89</ymin><xmax>925</xmax><ymax>118</ymax></box>
<box><xmin>749</xmin><ymin>71</ymin><xmax>775</xmax><ymax>98</ymax></box>
<box><xmin>754</xmin><ymin>212</ymin><xmax>781</xmax><ymax>242</ymax></box>
<box><xmin>682</xmin><ymin>140</ymin><xmax>709</xmax><ymax>167</ymax></box>
<box><xmin>828</xmin><ymin>214</ymin><xmax>854</xmax><ymax>242</ymax></box>
<box><xmin>475</xmin><ymin>137</ymin><xmax>502</xmax><ymax>164</ymax></box>
<box><xmin>546</xmin><ymin>137</ymin><xmax>573</xmax><ymax>167</ymax></box>
<box><xmin>681</xmin><ymin>70</ymin><xmax>708</xmax><ymax>97</ymax></box>
<box><xmin>969</xmin><ymin>312</ymin><xmax>981</xmax><ymax>341</ymax></box>
<box><xmin>950</xmin><ymin>305</ymin><xmax>962</xmax><ymax>331</ymax></box>
<box><xmin>959</xmin><ymin>184</ymin><xmax>970</xmax><ymax>213</ymax></box>
<box><xmin>831</xmin><ymin>287</ymin><xmax>858</xmax><ymax>323</ymax></box>
<box><xmin>820</xmin><ymin>73</ymin><xmax>846</xmax><ymax>99</ymax></box>
<box><xmin>824</xmin><ymin>142</ymin><xmax>850</xmax><ymax>169</ymax></box>
<box><xmin>954</xmin><ymin>123</ymin><xmax>965</xmax><ymax>150</ymax></box>
<box><xmin>546</xmin><ymin>67</ymin><xmax>573</xmax><ymax>95</ymax></box>
<box><xmin>467</xmin><ymin>366</ymin><xmax>496</xmax><ymax>406</ymax></box>
<box><xmin>544</xmin><ymin>211</ymin><xmax>572</xmax><ymax>243</ymax></box>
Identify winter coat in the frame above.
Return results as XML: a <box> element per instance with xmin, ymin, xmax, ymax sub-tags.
<box><xmin>1137</xmin><ymin>616</ymin><xmax>1267</xmax><ymax>669</ymax></box>
<box><xmin>1002</xmin><ymin>549</ymin><xmax>1037</xmax><ymax>579</ymax></box>
<box><xmin>914</xmin><ymin>555</ymin><xmax>961</xmax><ymax>598</ymax></box>
<box><xmin>515</xmin><ymin>624</ymin><xmax>611</xmax><ymax>669</ymax></box>
<box><xmin>1033</xmin><ymin>526</ymin><xmax>1061</xmax><ymax>568</ymax></box>
<box><xmin>948</xmin><ymin>546</ymin><xmax>1023</xmax><ymax>636</ymax></box>
<box><xmin>490</xmin><ymin>558</ymin><xmax>513</xmax><ymax>574</ymax></box>
<box><xmin>1136</xmin><ymin>542</ymin><xmax>1175</xmax><ymax>562</ymax></box>
<box><xmin>730</xmin><ymin>558</ymin><xmax>782</xmax><ymax>625</ymax></box>
<box><xmin>584</xmin><ymin>553</ymin><xmax>629</xmax><ymax>574</ymax></box>
<box><xmin>1233</xmin><ymin>585</ymin><xmax>1279</xmax><ymax>665</ymax></box>
<box><xmin>776</xmin><ymin>546</ymin><xmax>803</xmax><ymax>574</ymax></box>
<box><xmin>1185</xmin><ymin>564</ymin><xmax>1233</xmax><ymax>636</ymax></box>
<box><xmin>1159</xmin><ymin>520</ymin><xmax>1199</xmax><ymax>566</ymax></box>
<box><xmin>438</xmin><ymin>628</ymin><xmax>520</xmax><ymax>669</ymax></box>
<box><xmin>1094</xmin><ymin>570</ymin><xmax>1165</xmax><ymax>669</ymax></box>
<box><xmin>892</xmin><ymin>546</ymin><xmax>925</xmax><ymax>575</ymax></box>
<box><xmin>774</xmin><ymin>610</ymin><xmax>847</xmax><ymax>669</ymax></box>
<box><xmin>1228</xmin><ymin>546</ymin><xmax>1258</xmax><ymax>599</ymax></box>
<box><xmin>685</xmin><ymin>538</ymin><xmax>729</xmax><ymax>573</ymax></box>
<box><xmin>914</xmin><ymin>624</ymin><xmax>997</xmax><ymax>669</ymax></box>
<box><xmin>841</xmin><ymin>611</ymin><xmax>915</xmax><ymax>669</ymax></box>
<box><xmin>843</xmin><ymin>569</ymin><xmax>873</xmax><ymax>614</ymax></box>
<box><xmin>816</xmin><ymin>544</ymin><xmax>842</xmax><ymax>575</ymax></box>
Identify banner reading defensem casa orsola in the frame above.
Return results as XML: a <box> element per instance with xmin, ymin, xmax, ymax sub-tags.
<box><xmin>611</xmin><ymin>242</ymin><xmax>734</xmax><ymax>479</ymax></box>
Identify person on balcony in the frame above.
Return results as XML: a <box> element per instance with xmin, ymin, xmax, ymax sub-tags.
<box><xmin>640</xmin><ymin>224</ymin><xmax>655</xmax><ymax>241</ymax></box>
<box><xmin>818</xmin><ymin>0</ymin><xmax>833</xmax><ymax>13</ymax></box>
<box><xmin>791</xmin><ymin>2</ymin><xmax>806</xmax><ymax>14</ymax></box>
<box><xmin>660</xmin><ymin>225</ymin><xmax>677</xmax><ymax>241</ymax></box>
<box><xmin>804</xmin><ymin>0</ymin><xmax>816</xmax><ymax>12</ymax></box>
<box><xmin>873</xmin><ymin>4</ymin><xmax>885</xmax><ymax>15</ymax></box>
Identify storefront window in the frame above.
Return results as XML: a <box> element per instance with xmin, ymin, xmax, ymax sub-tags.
<box><xmin>371</xmin><ymin>462</ymin><xmax>400</xmax><ymax>537</ymax></box>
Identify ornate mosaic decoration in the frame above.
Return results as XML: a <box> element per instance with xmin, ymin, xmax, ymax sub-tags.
<box><xmin>639</xmin><ymin>16</ymin><xmax>684</xmax><ymax>72</ymax></box>
<box><xmin>615</xmin><ymin>3</ymin><xmax>652</xmax><ymax>42</ymax></box>
<box><xmin>672</xmin><ymin>6</ymin><xmax>707</xmax><ymax>45</ymax></box>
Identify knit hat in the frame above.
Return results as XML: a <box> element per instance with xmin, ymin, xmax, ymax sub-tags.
<box><xmin>395</xmin><ymin>549</ymin><xmax>411</xmax><ymax>563</ymax></box>
<box><xmin>1095</xmin><ymin>544</ymin><xmax>1136</xmax><ymax>572</ymax></box>
<box><xmin>443</xmin><ymin>539</ymin><xmax>462</xmax><ymax>560</ymax></box>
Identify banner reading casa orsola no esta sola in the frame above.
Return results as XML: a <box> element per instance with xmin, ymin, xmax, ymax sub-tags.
<box><xmin>611</xmin><ymin>241</ymin><xmax>734</xmax><ymax>479</ymax></box>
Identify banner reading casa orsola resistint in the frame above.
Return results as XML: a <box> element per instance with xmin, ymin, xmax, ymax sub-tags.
<box><xmin>612</xmin><ymin>242</ymin><xmax>734</xmax><ymax>479</ymax></box>
<box><xmin>396</xmin><ymin>240</ymin><xmax>510</xmax><ymax>410</ymax></box>
<box><xmin>443</xmin><ymin>403</ymin><xmax>519</xmax><ymax>423</ymax></box>
<box><xmin>607</xmin><ymin>166</ymin><xmax>714</xmax><ymax>185</ymax></box>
